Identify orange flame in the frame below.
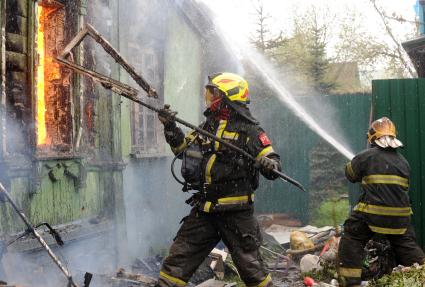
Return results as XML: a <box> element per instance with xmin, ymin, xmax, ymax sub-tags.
<box><xmin>37</xmin><ymin>6</ymin><xmax>47</xmax><ymax>145</ymax></box>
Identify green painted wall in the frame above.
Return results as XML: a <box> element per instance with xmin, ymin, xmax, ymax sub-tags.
<box><xmin>0</xmin><ymin>0</ymin><xmax>122</xmax><ymax>239</ymax></box>
<box><xmin>163</xmin><ymin>7</ymin><xmax>202</xmax><ymax>132</ymax></box>
<box><xmin>120</xmin><ymin>3</ymin><xmax>204</xmax><ymax>260</ymax></box>
<box><xmin>0</xmin><ymin>160</ymin><xmax>107</xmax><ymax>234</ymax></box>
<box><xmin>373</xmin><ymin>79</ymin><xmax>425</xmax><ymax>248</ymax></box>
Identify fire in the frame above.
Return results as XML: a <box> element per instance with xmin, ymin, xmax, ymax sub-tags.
<box><xmin>37</xmin><ymin>6</ymin><xmax>47</xmax><ymax>145</ymax></box>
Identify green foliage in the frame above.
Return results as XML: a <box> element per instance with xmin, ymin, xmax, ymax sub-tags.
<box><xmin>369</xmin><ymin>264</ymin><xmax>425</xmax><ymax>287</ymax></box>
<box><xmin>309</xmin><ymin>141</ymin><xmax>347</xmax><ymax>201</ymax></box>
<box><xmin>301</xmin><ymin>261</ymin><xmax>338</xmax><ymax>282</ymax></box>
<box><xmin>310</xmin><ymin>198</ymin><xmax>349</xmax><ymax>228</ymax></box>
<box><xmin>270</xmin><ymin>8</ymin><xmax>336</xmax><ymax>96</ymax></box>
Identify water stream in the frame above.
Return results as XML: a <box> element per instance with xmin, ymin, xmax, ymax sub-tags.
<box><xmin>201</xmin><ymin>1</ymin><xmax>355</xmax><ymax>160</ymax></box>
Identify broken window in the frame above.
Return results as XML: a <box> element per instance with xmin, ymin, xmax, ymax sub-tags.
<box><xmin>0</xmin><ymin>0</ymin><xmax>85</xmax><ymax>159</ymax></box>
<box><xmin>35</xmin><ymin>1</ymin><xmax>73</xmax><ymax>155</ymax></box>
<box><xmin>129</xmin><ymin>46</ymin><xmax>165</xmax><ymax>156</ymax></box>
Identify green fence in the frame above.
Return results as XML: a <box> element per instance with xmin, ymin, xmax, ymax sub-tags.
<box><xmin>253</xmin><ymin>93</ymin><xmax>371</xmax><ymax>223</ymax></box>
<box><xmin>373</xmin><ymin>79</ymin><xmax>425</xmax><ymax>248</ymax></box>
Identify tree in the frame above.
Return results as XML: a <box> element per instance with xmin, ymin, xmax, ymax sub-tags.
<box><xmin>251</xmin><ymin>0</ymin><xmax>419</xmax><ymax>93</ymax></box>
<box><xmin>305</xmin><ymin>11</ymin><xmax>336</xmax><ymax>94</ymax></box>
<box><xmin>267</xmin><ymin>7</ymin><xmax>336</xmax><ymax>95</ymax></box>
<box><xmin>334</xmin><ymin>1</ymin><xmax>418</xmax><ymax>80</ymax></box>
<box><xmin>370</xmin><ymin>0</ymin><xmax>416</xmax><ymax>77</ymax></box>
<box><xmin>251</xmin><ymin>0</ymin><xmax>284</xmax><ymax>53</ymax></box>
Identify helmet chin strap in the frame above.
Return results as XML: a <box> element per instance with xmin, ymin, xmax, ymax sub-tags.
<box><xmin>209</xmin><ymin>97</ymin><xmax>223</xmax><ymax>112</ymax></box>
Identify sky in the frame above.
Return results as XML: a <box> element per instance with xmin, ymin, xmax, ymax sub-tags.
<box><xmin>202</xmin><ymin>0</ymin><xmax>418</xmax><ymax>50</ymax></box>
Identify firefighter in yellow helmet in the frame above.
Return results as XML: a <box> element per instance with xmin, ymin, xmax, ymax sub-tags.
<box><xmin>338</xmin><ymin>117</ymin><xmax>425</xmax><ymax>286</ymax></box>
<box><xmin>156</xmin><ymin>72</ymin><xmax>281</xmax><ymax>287</ymax></box>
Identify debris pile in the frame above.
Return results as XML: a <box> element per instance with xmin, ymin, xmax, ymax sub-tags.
<box><xmin>259</xmin><ymin>219</ymin><xmax>339</xmax><ymax>286</ymax></box>
<box><xmin>0</xmin><ymin>214</ymin><xmax>410</xmax><ymax>287</ymax></box>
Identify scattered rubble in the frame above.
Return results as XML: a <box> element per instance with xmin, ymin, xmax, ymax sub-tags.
<box><xmin>0</xmin><ymin>216</ymin><xmax>405</xmax><ymax>287</ymax></box>
<box><xmin>132</xmin><ymin>256</ymin><xmax>163</xmax><ymax>278</ymax></box>
<box><xmin>195</xmin><ymin>279</ymin><xmax>236</xmax><ymax>287</ymax></box>
<box><xmin>300</xmin><ymin>255</ymin><xmax>322</xmax><ymax>273</ymax></box>
<box><xmin>116</xmin><ymin>268</ymin><xmax>156</xmax><ymax>285</ymax></box>
<box><xmin>261</xmin><ymin>221</ymin><xmax>338</xmax><ymax>286</ymax></box>
<box><xmin>290</xmin><ymin>231</ymin><xmax>315</xmax><ymax>252</ymax></box>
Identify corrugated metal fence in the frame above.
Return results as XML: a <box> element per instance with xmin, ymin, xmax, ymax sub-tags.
<box><xmin>373</xmin><ymin>79</ymin><xmax>425</xmax><ymax>248</ymax></box>
<box><xmin>254</xmin><ymin>93</ymin><xmax>371</xmax><ymax>223</ymax></box>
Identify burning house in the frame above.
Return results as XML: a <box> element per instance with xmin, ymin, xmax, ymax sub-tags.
<box><xmin>0</xmin><ymin>0</ymin><xmax>236</xmax><ymax>285</ymax></box>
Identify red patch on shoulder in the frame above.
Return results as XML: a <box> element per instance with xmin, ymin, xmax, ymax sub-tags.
<box><xmin>259</xmin><ymin>132</ymin><xmax>271</xmax><ymax>146</ymax></box>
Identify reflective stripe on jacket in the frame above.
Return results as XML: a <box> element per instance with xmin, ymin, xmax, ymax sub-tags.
<box><xmin>164</xmin><ymin>109</ymin><xmax>281</xmax><ymax>212</ymax></box>
<box><xmin>345</xmin><ymin>146</ymin><xmax>411</xmax><ymax>234</ymax></box>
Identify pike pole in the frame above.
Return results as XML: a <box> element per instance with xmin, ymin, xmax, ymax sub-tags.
<box><xmin>57</xmin><ymin>24</ymin><xmax>305</xmax><ymax>192</ymax></box>
<box><xmin>0</xmin><ymin>183</ymin><xmax>78</xmax><ymax>287</ymax></box>
<box><xmin>106</xmin><ymin>91</ymin><xmax>305</xmax><ymax>192</ymax></box>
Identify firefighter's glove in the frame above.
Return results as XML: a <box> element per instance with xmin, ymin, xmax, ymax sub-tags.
<box><xmin>256</xmin><ymin>156</ymin><xmax>279</xmax><ymax>172</ymax></box>
<box><xmin>158</xmin><ymin>104</ymin><xmax>178</xmax><ymax>127</ymax></box>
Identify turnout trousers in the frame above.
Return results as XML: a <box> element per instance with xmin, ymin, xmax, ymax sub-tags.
<box><xmin>156</xmin><ymin>208</ymin><xmax>273</xmax><ymax>287</ymax></box>
<box><xmin>338</xmin><ymin>214</ymin><xmax>425</xmax><ymax>286</ymax></box>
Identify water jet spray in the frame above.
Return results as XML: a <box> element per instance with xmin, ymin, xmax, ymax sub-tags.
<box><xmin>201</xmin><ymin>1</ymin><xmax>355</xmax><ymax>160</ymax></box>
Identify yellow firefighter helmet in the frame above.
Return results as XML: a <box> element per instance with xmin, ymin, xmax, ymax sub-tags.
<box><xmin>206</xmin><ymin>72</ymin><xmax>249</xmax><ymax>104</ymax></box>
<box><xmin>367</xmin><ymin>117</ymin><xmax>397</xmax><ymax>143</ymax></box>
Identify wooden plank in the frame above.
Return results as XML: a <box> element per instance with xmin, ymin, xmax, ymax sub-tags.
<box><xmin>79</xmin><ymin>172</ymin><xmax>101</xmax><ymax>217</ymax></box>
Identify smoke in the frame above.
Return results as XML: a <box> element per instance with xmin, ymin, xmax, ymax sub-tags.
<box><xmin>1</xmin><ymin>1</ymin><xmax>360</xmax><ymax>285</ymax></box>
<box><xmin>2</xmin><ymin>230</ymin><xmax>116</xmax><ymax>286</ymax></box>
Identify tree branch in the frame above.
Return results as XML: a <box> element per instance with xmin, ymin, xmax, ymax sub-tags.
<box><xmin>369</xmin><ymin>0</ymin><xmax>416</xmax><ymax>77</ymax></box>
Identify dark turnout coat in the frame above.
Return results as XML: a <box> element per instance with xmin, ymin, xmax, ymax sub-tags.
<box><xmin>345</xmin><ymin>146</ymin><xmax>411</xmax><ymax>234</ymax></box>
<box><xmin>338</xmin><ymin>146</ymin><xmax>425</xmax><ymax>286</ymax></box>
<box><xmin>164</xmin><ymin>107</ymin><xmax>281</xmax><ymax>212</ymax></box>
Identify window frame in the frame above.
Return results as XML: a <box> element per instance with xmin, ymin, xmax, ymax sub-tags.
<box><xmin>129</xmin><ymin>46</ymin><xmax>166</xmax><ymax>158</ymax></box>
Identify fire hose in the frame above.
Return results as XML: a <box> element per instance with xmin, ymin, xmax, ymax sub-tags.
<box><xmin>0</xmin><ymin>183</ymin><xmax>86</xmax><ymax>287</ymax></box>
<box><xmin>110</xmin><ymin>95</ymin><xmax>305</xmax><ymax>192</ymax></box>
<box><xmin>56</xmin><ymin>24</ymin><xmax>305</xmax><ymax>192</ymax></box>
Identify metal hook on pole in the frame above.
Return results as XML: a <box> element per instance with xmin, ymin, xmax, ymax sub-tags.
<box><xmin>0</xmin><ymin>183</ymin><xmax>79</xmax><ymax>287</ymax></box>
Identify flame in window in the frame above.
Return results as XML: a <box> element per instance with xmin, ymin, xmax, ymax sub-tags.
<box><xmin>36</xmin><ymin>6</ymin><xmax>47</xmax><ymax>145</ymax></box>
<box><xmin>36</xmin><ymin>4</ymin><xmax>66</xmax><ymax>148</ymax></box>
